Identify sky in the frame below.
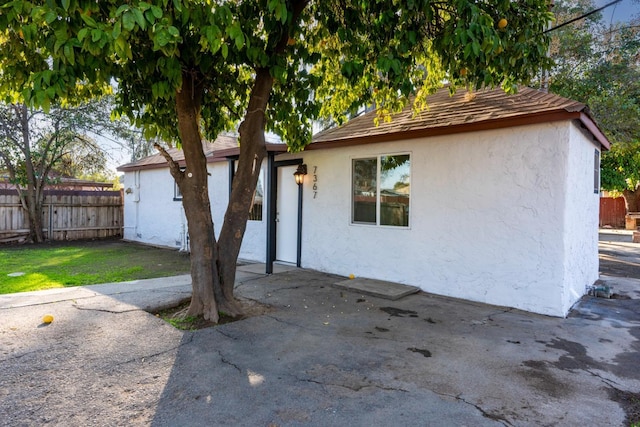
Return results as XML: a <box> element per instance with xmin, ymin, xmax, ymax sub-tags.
<box><xmin>596</xmin><ymin>0</ymin><xmax>639</xmax><ymax>23</ymax></box>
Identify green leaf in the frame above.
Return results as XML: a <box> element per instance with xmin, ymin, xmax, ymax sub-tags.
<box><xmin>44</xmin><ymin>10</ymin><xmax>57</xmax><ymax>24</ymax></box>
<box><xmin>472</xmin><ymin>41</ymin><xmax>480</xmax><ymax>57</ymax></box>
<box><xmin>132</xmin><ymin>8</ymin><xmax>146</xmax><ymax>30</ymax></box>
<box><xmin>279</xmin><ymin>3</ymin><xmax>288</xmax><ymax>24</ymax></box>
<box><xmin>63</xmin><ymin>44</ymin><xmax>75</xmax><ymax>65</ymax></box>
<box><xmin>115</xmin><ymin>5</ymin><xmax>129</xmax><ymax>16</ymax></box>
<box><xmin>80</xmin><ymin>13</ymin><xmax>97</xmax><ymax>27</ymax></box>
<box><xmin>61</xmin><ymin>0</ymin><xmax>70</xmax><ymax>12</ymax></box>
<box><xmin>144</xmin><ymin>9</ymin><xmax>156</xmax><ymax>25</ymax></box>
<box><xmin>91</xmin><ymin>29</ymin><xmax>102</xmax><ymax>43</ymax></box>
<box><xmin>151</xmin><ymin>5</ymin><xmax>162</xmax><ymax>19</ymax></box>
<box><xmin>112</xmin><ymin>21</ymin><xmax>122</xmax><ymax>39</ymax></box>
<box><xmin>167</xmin><ymin>26</ymin><xmax>179</xmax><ymax>37</ymax></box>
<box><xmin>123</xmin><ymin>12</ymin><xmax>135</xmax><ymax>31</ymax></box>
<box><xmin>221</xmin><ymin>43</ymin><xmax>228</xmax><ymax>59</ymax></box>
<box><xmin>272</xmin><ymin>64</ymin><xmax>286</xmax><ymax>81</ymax></box>
<box><xmin>41</xmin><ymin>95</ymin><xmax>50</xmax><ymax>113</ymax></box>
<box><xmin>408</xmin><ymin>31</ymin><xmax>416</xmax><ymax>45</ymax></box>
<box><xmin>77</xmin><ymin>28</ymin><xmax>89</xmax><ymax>42</ymax></box>
<box><xmin>155</xmin><ymin>29</ymin><xmax>171</xmax><ymax>47</ymax></box>
<box><xmin>234</xmin><ymin>33</ymin><xmax>244</xmax><ymax>50</ymax></box>
<box><xmin>267</xmin><ymin>0</ymin><xmax>279</xmax><ymax>13</ymax></box>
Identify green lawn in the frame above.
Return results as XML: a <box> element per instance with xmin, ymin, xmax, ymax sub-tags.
<box><xmin>0</xmin><ymin>240</ymin><xmax>191</xmax><ymax>294</ymax></box>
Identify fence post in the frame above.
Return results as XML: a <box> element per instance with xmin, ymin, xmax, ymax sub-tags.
<box><xmin>48</xmin><ymin>201</ymin><xmax>53</xmax><ymax>240</ymax></box>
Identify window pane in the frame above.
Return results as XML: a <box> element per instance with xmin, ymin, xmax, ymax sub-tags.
<box><xmin>380</xmin><ymin>154</ymin><xmax>410</xmax><ymax>226</ymax></box>
<box><xmin>249</xmin><ymin>168</ymin><xmax>263</xmax><ymax>221</ymax></box>
<box><xmin>353</xmin><ymin>158</ymin><xmax>377</xmax><ymax>223</ymax></box>
<box><xmin>594</xmin><ymin>149</ymin><xmax>600</xmax><ymax>195</ymax></box>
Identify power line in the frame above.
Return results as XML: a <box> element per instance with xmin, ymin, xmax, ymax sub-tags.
<box><xmin>544</xmin><ymin>0</ymin><xmax>623</xmax><ymax>33</ymax></box>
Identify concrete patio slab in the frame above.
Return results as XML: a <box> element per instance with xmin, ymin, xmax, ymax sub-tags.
<box><xmin>333</xmin><ymin>277</ymin><xmax>420</xmax><ymax>300</ymax></box>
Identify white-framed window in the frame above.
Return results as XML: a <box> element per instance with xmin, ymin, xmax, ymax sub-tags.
<box><xmin>352</xmin><ymin>153</ymin><xmax>410</xmax><ymax>227</ymax></box>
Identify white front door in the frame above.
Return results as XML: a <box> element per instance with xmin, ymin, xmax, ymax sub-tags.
<box><xmin>276</xmin><ymin>165</ymin><xmax>299</xmax><ymax>263</ymax></box>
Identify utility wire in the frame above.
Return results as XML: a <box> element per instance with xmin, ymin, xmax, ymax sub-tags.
<box><xmin>544</xmin><ymin>0</ymin><xmax>623</xmax><ymax>33</ymax></box>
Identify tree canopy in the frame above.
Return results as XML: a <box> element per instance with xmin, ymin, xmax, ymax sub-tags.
<box><xmin>1</xmin><ymin>0</ymin><xmax>553</xmax><ymax>146</ymax></box>
<box><xmin>548</xmin><ymin>0</ymin><xmax>640</xmax><ymax>146</ymax></box>
<box><xmin>0</xmin><ymin>100</ymin><xmax>115</xmax><ymax>241</ymax></box>
<box><xmin>547</xmin><ymin>0</ymin><xmax>640</xmax><ymax>209</ymax></box>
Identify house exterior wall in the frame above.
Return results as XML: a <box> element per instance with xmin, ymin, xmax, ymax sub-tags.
<box><xmin>561</xmin><ymin>125</ymin><xmax>601</xmax><ymax>313</ymax></box>
<box><xmin>284</xmin><ymin>122</ymin><xmax>598</xmax><ymax>317</ymax></box>
<box><xmin>122</xmin><ymin>168</ymin><xmax>187</xmax><ymax>248</ymax></box>
<box><xmin>122</xmin><ymin>161</ymin><xmax>267</xmax><ymax>262</ymax></box>
<box><xmin>121</xmin><ymin>120</ymin><xmax>600</xmax><ymax>317</ymax></box>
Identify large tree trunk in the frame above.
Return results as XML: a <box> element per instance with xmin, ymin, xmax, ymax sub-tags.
<box><xmin>25</xmin><ymin>191</ymin><xmax>45</xmax><ymax>243</ymax></box>
<box><xmin>623</xmin><ymin>188</ymin><xmax>640</xmax><ymax>213</ymax></box>
<box><xmin>169</xmin><ymin>69</ymin><xmax>273</xmax><ymax>322</ymax></box>
<box><xmin>15</xmin><ymin>104</ymin><xmax>46</xmax><ymax>243</ymax></box>
<box><xmin>173</xmin><ymin>73</ymin><xmax>220</xmax><ymax>323</ymax></box>
<box><xmin>169</xmin><ymin>3</ymin><xmax>306</xmax><ymax>322</ymax></box>
<box><xmin>17</xmin><ymin>185</ymin><xmax>45</xmax><ymax>243</ymax></box>
<box><xmin>215</xmin><ymin>68</ymin><xmax>273</xmax><ymax>315</ymax></box>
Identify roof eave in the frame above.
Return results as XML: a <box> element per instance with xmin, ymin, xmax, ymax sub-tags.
<box><xmin>307</xmin><ymin>110</ymin><xmax>611</xmax><ymax>151</ymax></box>
<box><xmin>117</xmin><ymin>143</ymin><xmax>289</xmax><ymax>172</ymax></box>
<box><xmin>578</xmin><ymin>112</ymin><xmax>610</xmax><ymax>150</ymax></box>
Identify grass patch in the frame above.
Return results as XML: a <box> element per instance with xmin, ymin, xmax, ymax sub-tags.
<box><xmin>154</xmin><ymin>301</ymin><xmax>233</xmax><ymax>330</ymax></box>
<box><xmin>0</xmin><ymin>239</ymin><xmax>191</xmax><ymax>294</ymax></box>
<box><xmin>153</xmin><ymin>298</ymin><xmax>274</xmax><ymax>330</ymax></box>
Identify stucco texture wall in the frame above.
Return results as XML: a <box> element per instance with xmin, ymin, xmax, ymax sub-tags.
<box><xmin>561</xmin><ymin>125</ymin><xmax>600</xmax><ymax>313</ymax></box>
<box><xmin>122</xmin><ymin>160</ymin><xmax>266</xmax><ymax>262</ymax></box>
<box><xmin>293</xmin><ymin>122</ymin><xmax>598</xmax><ymax>317</ymax></box>
<box><xmin>122</xmin><ymin>168</ymin><xmax>186</xmax><ymax>248</ymax></box>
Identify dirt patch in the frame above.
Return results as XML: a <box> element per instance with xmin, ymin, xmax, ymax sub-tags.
<box><xmin>609</xmin><ymin>387</ymin><xmax>640</xmax><ymax>426</ymax></box>
<box><xmin>154</xmin><ymin>297</ymin><xmax>274</xmax><ymax>330</ymax></box>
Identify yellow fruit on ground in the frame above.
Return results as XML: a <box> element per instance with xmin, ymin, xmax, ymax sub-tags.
<box><xmin>349</xmin><ymin>274</ymin><xmax>355</xmax><ymax>279</ymax></box>
<box><xmin>498</xmin><ymin>18</ymin><xmax>508</xmax><ymax>29</ymax></box>
<box><xmin>42</xmin><ymin>314</ymin><xmax>54</xmax><ymax>324</ymax></box>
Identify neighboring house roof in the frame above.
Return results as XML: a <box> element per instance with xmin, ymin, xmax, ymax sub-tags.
<box><xmin>117</xmin><ymin>134</ymin><xmax>288</xmax><ymax>172</ymax></box>
<box><xmin>310</xmin><ymin>86</ymin><xmax>610</xmax><ymax>150</ymax></box>
<box><xmin>0</xmin><ymin>176</ymin><xmax>113</xmax><ymax>191</ymax></box>
<box><xmin>117</xmin><ymin>134</ymin><xmax>237</xmax><ymax>172</ymax></box>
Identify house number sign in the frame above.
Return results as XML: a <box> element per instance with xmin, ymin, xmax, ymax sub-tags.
<box><xmin>313</xmin><ymin>166</ymin><xmax>318</xmax><ymax>199</ymax></box>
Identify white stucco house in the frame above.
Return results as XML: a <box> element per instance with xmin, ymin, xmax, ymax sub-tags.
<box><xmin>117</xmin><ymin>86</ymin><xmax>609</xmax><ymax>317</ymax></box>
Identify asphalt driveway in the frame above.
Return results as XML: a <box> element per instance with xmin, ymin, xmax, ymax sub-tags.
<box><xmin>0</xmin><ymin>238</ymin><xmax>638</xmax><ymax>426</ymax></box>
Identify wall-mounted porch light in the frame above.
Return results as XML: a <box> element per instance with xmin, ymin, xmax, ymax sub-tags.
<box><xmin>293</xmin><ymin>164</ymin><xmax>307</xmax><ymax>185</ymax></box>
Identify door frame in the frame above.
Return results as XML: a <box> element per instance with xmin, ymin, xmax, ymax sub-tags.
<box><xmin>266</xmin><ymin>155</ymin><xmax>304</xmax><ymax>273</ymax></box>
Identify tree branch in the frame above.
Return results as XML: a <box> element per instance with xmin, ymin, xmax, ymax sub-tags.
<box><xmin>154</xmin><ymin>143</ymin><xmax>184</xmax><ymax>183</ymax></box>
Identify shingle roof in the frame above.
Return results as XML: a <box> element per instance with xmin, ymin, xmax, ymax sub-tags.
<box><xmin>118</xmin><ymin>87</ymin><xmax>609</xmax><ymax>173</ymax></box>
<box><xmin>310</xmin><ymin>86</ymin><xmax>609</xmax><ymax>149</ymax></box>
<box><xmin>117</xmin><ymin>134</ymin><xmax>239</xmax><ymax>172</ymax></box>
<box><xmin>117</xmin><ymin>134</ymin><xmax>290</xmax><ymax>172</ymax></box>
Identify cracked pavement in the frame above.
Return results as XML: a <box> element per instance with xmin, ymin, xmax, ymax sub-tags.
<box><xmin>1</xmin><ymin>242</ymin><xmax>639</xmax><ymax>426</ymax></box>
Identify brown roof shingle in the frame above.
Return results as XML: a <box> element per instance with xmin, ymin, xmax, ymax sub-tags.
<box><xmin>117</xmin><ymin>134</ymin><xmax>239</xmax><ymax>172</ymax></box>
<box><xmin>310</xmin><ymin>86</ymin><xmax>609</xmax><ymax>149</ymax></box>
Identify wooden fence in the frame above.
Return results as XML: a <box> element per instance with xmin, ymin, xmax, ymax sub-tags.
<box><xmin>599</xmin><ymin>197</ymin><xmax>626</xmax><ymax>229</ymax></box>
<box><xmin>0</xmin><ymin>189</ymin><xmax>123</xmax><ymax>243</ymax></box>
